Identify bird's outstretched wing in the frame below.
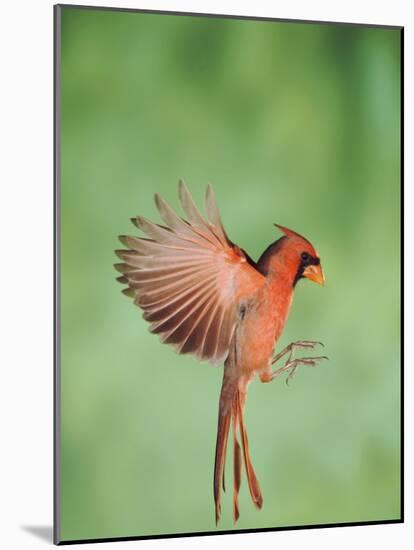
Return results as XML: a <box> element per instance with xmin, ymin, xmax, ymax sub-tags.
<box><xmin>115</xmin><ymin>181</ymin><xmax>265</xmax><ymax>365</ymax></box>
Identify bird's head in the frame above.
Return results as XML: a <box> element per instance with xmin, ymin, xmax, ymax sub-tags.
<box><xmin>274</xmin><ymin>223</ymin><xmax>325</xmax><ymax>286</ymax></box>
<box><xmin>257</xmin><ymin>224</ymin><xmax>325</xmax><ymax>287</ymax></box>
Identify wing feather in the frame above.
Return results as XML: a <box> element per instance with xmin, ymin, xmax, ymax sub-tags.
<box><xmin>115</xmin><ymin>182</ymin><xmax>265</xmax><ymax>364</ymax></box>
<box><xmin>205</xmin><ymin>184</ymin><xmax>230</xmax><ymax>246</ymax></box>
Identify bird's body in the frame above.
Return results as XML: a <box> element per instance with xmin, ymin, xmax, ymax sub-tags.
<box><xmin>115</xmin><ymin>182</ymin><xmax>325</xmax><ymax>524</ymax></box>
<box><xmin>237</xmin><ymin>277</ymin><xmax>293</xmax><ymax>376</ymax></box>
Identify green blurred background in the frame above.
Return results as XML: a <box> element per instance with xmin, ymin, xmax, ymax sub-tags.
<box><xmin>59</xmin><ymin>6</ymin><xmax>401</xmax><ymax>542</ymax></box>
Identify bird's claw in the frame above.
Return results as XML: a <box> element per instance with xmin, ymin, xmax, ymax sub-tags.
<box><xmin>272</xmin><ymin>340</ymin><xmax>324</xmax><ymax>364</ymax></box>
<box><xmin>292</xmin><ymin>340</ymin><xmax>324</xmax><ymax>348</ymax></box>
<box><xmin>272</xmin><ymin>356</ymin><xmax>328</xmax><ymax>384</ymax></box>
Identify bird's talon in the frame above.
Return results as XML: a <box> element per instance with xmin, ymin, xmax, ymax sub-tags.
<box><xmin>272</xmin><ymin>352</ymin><xmax>328</xmax><ymax>382</ymax></box>
<box><xmin>272</xmin><ymin>340</ymin><xmax>326</xmax><ymax>364</ymax></box>
<box><xmin>286</xmin><ymin>366</ymin><xmax>298</xmax><ymax>385</ymax></box>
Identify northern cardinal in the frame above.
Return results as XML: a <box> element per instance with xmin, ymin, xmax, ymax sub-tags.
<box><xmin>115</xmin><ymin>181</ymin><xmax>326</xmax><ymax>524</ymax></box>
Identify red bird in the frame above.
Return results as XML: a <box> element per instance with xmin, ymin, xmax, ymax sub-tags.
<box><xmin>115</xmin><ymin>182</ymin><xmax>326</xmax><ymax>524</ymax></box>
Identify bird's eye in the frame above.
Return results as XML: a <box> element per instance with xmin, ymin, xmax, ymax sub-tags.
<box><xmin>301</xmin><ymin>252</ymin><xmax>310</xmax><ymax>262</ymax></box>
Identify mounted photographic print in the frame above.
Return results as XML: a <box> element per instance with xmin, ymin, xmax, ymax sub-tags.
<box><xmin>54</xmin><ymin>4</ymin><xmax>403</xmax><ymax>545</ymax></box>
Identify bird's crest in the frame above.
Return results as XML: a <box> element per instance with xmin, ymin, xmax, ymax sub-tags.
<box><xmin>274</xmin><ymin>223</ymin><xmax>309</xmax><ymax>243</ymax></box>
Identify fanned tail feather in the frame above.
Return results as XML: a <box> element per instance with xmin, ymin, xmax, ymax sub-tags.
<box><xmin>214</xmin><ymin>398</ymin><xmax>231</xmax><ymax>525</ymax></box>
<box><xmin>236</xmin><ymin>391</ymin><xmax>263</xmax><ymax>510</ymax></box>
<box><xmin>214</xmin><ymin>374</ymin><xmax>263</xmax><ymax>525</ymax></box>
<box><xmin>232</xmin><ymin>399</ymin><xmax>242</xmax><ymax>523</ymax></box>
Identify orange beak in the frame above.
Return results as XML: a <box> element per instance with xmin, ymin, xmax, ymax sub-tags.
<box><xmin>303</xmin><ymin>263</ymin><xmax>325</xmax><ymax>286</ymax></box>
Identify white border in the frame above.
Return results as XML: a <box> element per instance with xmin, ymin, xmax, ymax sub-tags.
<box><xmin>0</xmin><ymin>1</ymin><xmax>409</xmax><ymax>549</ymax></box>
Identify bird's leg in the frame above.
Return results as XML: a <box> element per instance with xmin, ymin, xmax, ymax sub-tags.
<box><xmin>259</xmin><ymin>341</ymin><xmax>327</xmax><ymax>384</ymax></box>
<box><xmin>271</xmin><ymin>356</ymin><xmax>328</xmax><ymax>384</ymax></box>
<box><xmin>271</xmin><ymin>340</ymin><xmax>323</xmax><ymax>365</ymax></box>
<box><xmin>267</xmin><ymin>341</ymin><xmax>327</xmax><ymax>385</ymax></box>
